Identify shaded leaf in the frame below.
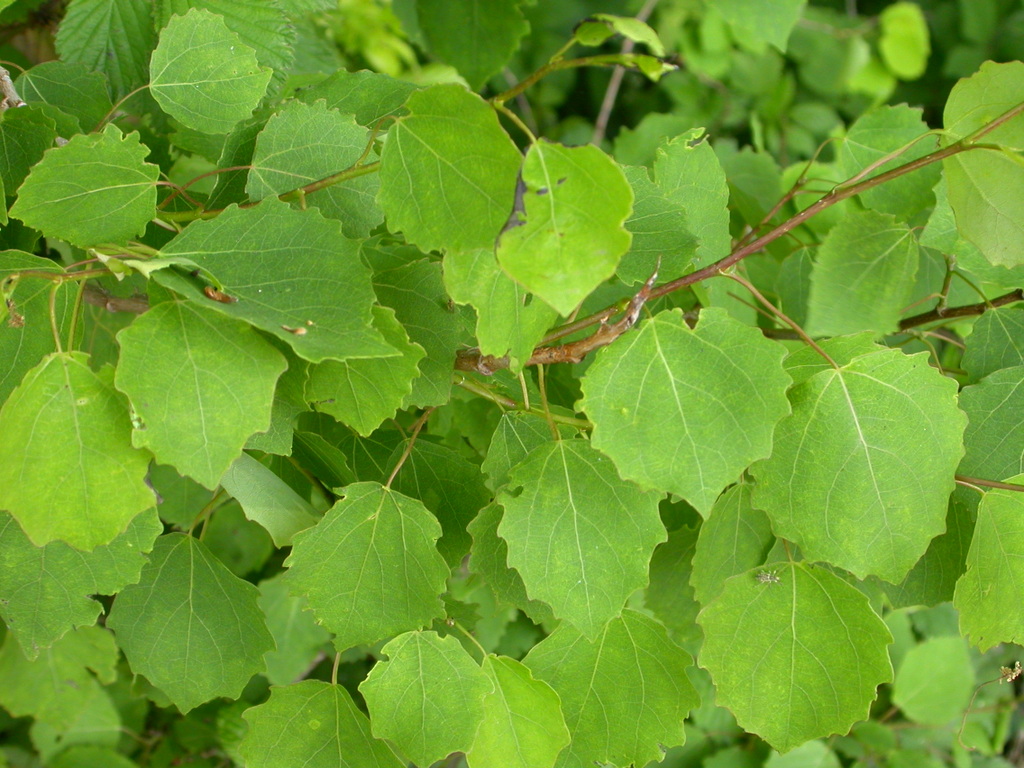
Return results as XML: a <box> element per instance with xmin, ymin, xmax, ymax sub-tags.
<box><xmin>481</xmin><ymin>411</ymin><xmax>577</xmax><ymax>492</ymax></box>
<box><xmin>257</xmin><ymin>575</ymin><xmax>332</xmax><ymax>686</ymax></box>
<box><xmin>0</xmin><ymin>106</ymin><xmax>58</xmax><ymax>193</ymax></box>
<box><xmin>961</xmin><ymin>307</ymin><xmax>1024</xmax><ymax>382</ymax></box>
<box><xmin>618</xmin><ymin>164</ymin><xmax>697</xmax><ymax>286</ymax></box>
<box><xmin>645</xmin><ymin>525</ymin><xmax>702</xmax><ymax>649</ymax></box>
<box><xmin>296</xmin><ymin>69</ymin><xmax>420</xmax><ymax>126</ymax></box>
<box><xmin>715</xmin><ymin>0</ymin><xmax>806</xmax><ymax>50</ymax></box>
<box><xmin>959</xmin><ymin>366</ymin><xmax>1024</xmax><ymax>483</ymax></box>
<box><xmin>16</xmin><ymin>61</ymin><xmax>113</xmax><ymax>133</ymax></box>
<box><xmin>892</xmin><ymin>636</ymin><xmax>972</xmax><ymax>724</ymax></box>
<box><xmin>219</xmin><ymin>452</ymin><xmax>319</xmax><ymax>546</ymax></box>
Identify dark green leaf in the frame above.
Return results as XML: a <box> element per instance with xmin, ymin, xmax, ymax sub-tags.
<box><xmin>16</xmin><ymin>61</ymin><xmax>113</xmax><ymax>133</ymax></box>
<box><xmin>257</xmin><ymin>575</ymin><xmax>332</xmax><ymax>686</ymax></box>
<box><xmin>961</xmin><ymin>308</ymin><xmax>1024</xmax><ymax>382</ymax></box>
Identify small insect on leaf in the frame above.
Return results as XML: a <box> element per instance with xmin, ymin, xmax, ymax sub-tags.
<box><xmin>756</xmin><ymin>569</ymin><xmax>781</xmax><ymax>585</ymax></box>
<box><xmin>204</xmin><ymin>285</ymin><xmax>237</xmax><ymax>303</ymax></box>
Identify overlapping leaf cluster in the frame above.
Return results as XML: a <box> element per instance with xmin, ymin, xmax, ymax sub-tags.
<box><xmin>1</xmin><ymin>1</ymin><xmax>1023</xmax><ymax>766</ymax></box>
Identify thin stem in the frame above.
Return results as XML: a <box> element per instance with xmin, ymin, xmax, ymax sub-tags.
<box><xmin>157</xmin><ymin>165</ymin><xmax>252</xmax><ymax>209</ymax></box>
<box><xmin>955</xmin><ymin>475</ymin><xmax>1024</xmax><ymax>493</ymax></box>
<box><xmin>493</xmin><ymin>101</ymin><xmax>537</xmax><ymax>143</ymax></box>
<box><xmin>66</xmin><ymin>279</ymin><xmax>85</xmax><ymax>351</ymax></box>
<box><xmin>331</xmin><ymin>653</ymin><xmax>342</xmax><ymax>685</ymax></box>
<box><xmin>537</xmin><ymin>365</ymin><xmax>559</xmax><ymax>440</ymax></box>
<box><xmin>189</xmin><ymin>488</ymin><xmax>226</xmax><ymax>538</ymax></box>
<box><xmin>384</xmin><ymin>408</ymin><xmax>434</xmax><ymax>488</ymax></box>
<box><xmin>48</xmin><ymin>282</ymin><xmax>62</xmax><ymax>354</ymax></box>
<box><xmin>493</xmin><ymin>54</ymin><xmax>661</xmax><ymax>107</ymax></box>
<box><xmin>452</xmin><ymin>621</ymin><xmax>488</xmax><ymax>661</ymax></box>
<box><xmin>95</xmin><ymin>84</ymin><xmax>150</xmax><ymax>130</ymax></box>
<box><xmin>899</xmin><ymin>289</ymin><xmax>1023</xmax><ymax>331</ymax></box>
<box><xmin>452</xmin><ymin>375</ymin><xmax>592</xmax><ymax>429</ymax></box>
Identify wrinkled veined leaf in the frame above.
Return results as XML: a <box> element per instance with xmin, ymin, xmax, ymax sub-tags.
<box><xmin>466</xmin><ymin>655</ymin><xmax>570</xmax><ymax>768</ymax></box>
<box><xmin>378</xmin><ymin>84</ymin><xmax>521</xmax><ymax>253</ymax></box>
<box><xmin>892</xmin><ymin>636</ymin><xmax>973</xmax><ymax>724</ymax></box>
<box><xmin>155</xmin><ymin>199</ymin><xmax>393</xmax><ymax>363</ymax></box>
<box><xmin>714</xmin><ymin>0</ymin><xmax>805</xmax><ymax>51</ymax></box>
<box><xmin>284</xmin><ymin>482</ymin><xmax>449</xmax><ymax>651</ymax></box>
<box><xmin>698</xmin><ymin>563</ymin><xmax>892</xmax><ymax>752</ymax></box>
<box><xmin>481</xmin><ymin>411</ymin><xmax>578</xmax><ymax>493</ymax></box>
<box><xmin>115</xmin><ymin>299</ymin><xmax>286</xmax><ymax>489</ymax></box>
<box><xmin>497</xmin><ymin>439</ymin><xmax>665</xmax><ymax>638</ymax></box>
<box><xmin>239</xmin><ymin>680</ymin><xmax>402</xmax><ymax>767</ymax></box>
<box><xmin>497</xmin><ymin>140</ymin><xmax>633</xmax><ymax>316</ymax></box>
<box><xmin>0</xmin><ymin>352</ymin><xmax>154</xmax><ymax>550</ymax></box>
<box><xmin>359</xmin><ymin>631</ymin><xmax>493</xmax><ymax>767</ymax></box>
<box><xmin>10</xmin><ymin>124</ymin><xmax>158</xmax><ymax>248</ymax></box>
<box><xmin>943</xmin><ymin>61</ymin><xmax>1024</xmax><ymax>268</ymax></box>
<box><xmin>751</xmin><ymin>348</ymin><xmax>965</xmax><ymax>583</ymax></box>
<box><xmin>106</xmin><ymin>533</ymin><xmax>275</xmax><ymax>713</ymax></box>
<box><xmin>962</xmin><ymin>307</ymin><xmax>1024</xmax><ymax>383</ymax></box>
<box><xmin>581</xmin><ymin>308</ymin><xmax>791</xmax><ymax>514</ymax></box>
<box><xmin>524</xmin><ymin>609</ymin><xmax>698</xmax><ymax>768</ymax></box>
<box><xmin>295</xmin><ymin>69</ymin><xmax>419</xmax><ymax>127</ymax></box>
<box><xmin>954</xmin><ymin>474</ymin><xmax>1024</xmax><ymax>650</ymax></box>
<box><xmin>16</xmin><ymin>61</ymin><xmax>113</xmax><ymax>133</ymax></box>
<box><xmin>256</xmin><ymin>575</ymin><xmax>332</xmax><ymax>686</ymax></box>
<box><xmin>219</xmin><ymin>452</ymin><xmax>319</xmax><ymax>546</ymax></box>
<box><xmin>150</xmin><ymin>8</ymin><xmax>271</xmax><ymax>133</ymax></box>
<box><xmin>0</xmin><ymin>509</ymin><xmax>161</xmax><ymax>660</ymax></box>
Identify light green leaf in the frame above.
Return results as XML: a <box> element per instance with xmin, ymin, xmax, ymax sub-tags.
<box><xmin>373</xmin><ymin>259</ymin><xmax>469</xmax><ymax>407</ymax></box>
<box><xmin>467</xmin><ymin>502</ymin><xmax>556</xmax><ymax>626</ymax></box>
<box><xmin>257</xmin><ymin>575</ymin><xmax>332</xmax><ymax>686</ymax></box>
<box><xmin>497</xmin><ymin>140</ymin><xmax>633</xmax><ymax>316</ymax></box>
<box><xmin>806</xmin><ymin>210</ymin><xmax>919</xmax><ymax>337</ymax></box>
<box><xmin>0</xmin><ymin>509</ymin><xmax>160</xmax><ymax>660</ymax></box>
<box><xmin>653</xmin><ymin>129</ymin><xmax>731</xmax><ymax>268</ymax></box>
<box><xmin>837</xmin><ymin>105</ymin><xmax>939</xmax><ymax>219</ymax></box>
<box><xmin>0</xmin><ymin>106</ymin><xmax>58</xmax><ymax>193</ymax></box>
<box><xmin>879</xmin><ymin>2</ymin><xmax>930</xmax><ymax>80</ymax></box>
<box><xmin>378</xmin><ymin>84</ymin><xmax>521</xmax><ymax>253</ymax></box>
<box><xmin>295</xmin><ymin>69</ymin><xmax>419</xmax><ymax>127</ymax></box>
<box><xmin>524</xmin><ymin>609</ymin><xmax>698</xmax><ymax>768</ymax></box>
<box><xmin>580</xmin><ymin>308</ymin><xmax>791</xmax><ymax>514</ymax></box>
<box><xmin>467</xmin><ymin>655</ymin><xmax>570</xmax><ymax>768</ymax></box>
<box><xmin>751</xmin><ymin>348</ymin><xmax>966</xmax><ymax>583</ymax></box>
<box><xmin>892</xmin><ymin>636</ymin><xmax>973</xmax><ymax>724</ymax></box>
<box><xmin>283</xmin><ymin>482</ymin><xmax>449</xmax><ymax>651</ymax></box>
<box><xmin>645</xmin><ymin>525</ymin><xmax>702</xmax><ymax>649</ymax></box>
<box><xmin>359</xmin><ymin>631</ymin><xmax>493</xmax><ymax>767</ymax></box>
<box><xmin>150</xmin><ymin>8</ymin><xmax>272</xmax><ymax>133</ymax></box>
<box><xmin>618</xmin><ymin>164</ymin><xmax>697</xmax><ymax>286</ymax></box>
<box><xmin>155</xmin><ymin>200</ymin><xmax>392</xmax><ymax>362</ymax></box>
<box><xmin>16</xmin><ymin>61</ymin><xmax>113</xmax><ymax>133</ymax></box>
<box><xmin>715</xmin><ymin>0</ymin><xmax>806</xmax><ymax>51</ymax></box>
<box><xmin>698</xmin><ymin>563</ymin><xmax>892</xmax><ymax>752</ymax></box>
<box><xmin>496</xmin><ymin>439</ymin><xmax>666</xmax><ymax>638</ymax></box>
<box><xmin>106</xmin><ymin>533</ymin><xmax>275</xmax><ymax>713</ymax></box>
<box><xmin>481</xmin><ymin>411</ymin><xmax>577</xmax><ymax>492</ymax></box>
<box><xmin>10</xmin><ymin>124</ymin><xmax>158</xmax><ymax>248</ymax></box>
<box><xmin>219</xmin><ymin>452</ymin><xmax>319</xmax><ymax>546</ymax></box>
<box><xmin>690</xmin><ymin>484</ymin><xmax>775</xmax><ymax>605</ymax></box>
<box><xmin>115</xmin><ymin>299</ymin><xmax>287</xmax><ymax>489</ymax></box>
<box><xmin>0</xmin><ymin>352</ymin><xmax>154</xmax><ymax>550</ymax></box>
<box><xmin>0</xmin><ymin>625</ymin><xmax>118</xmax><ymax>730</ymax></box>
<box><xmin>574</xmin><ymin>14</ymin><xmax>665</xmax><ymax>56</ymax></box>
<box><xmin>962</xmin><ymin>307</ymin><xmax>1024</xmax><ymax>382</ymax></box>
<box><xmin>55</xmin><ymin>0</ymin><xmax>154</xmax><ymax>98</ymax></box>
<box><xmin>959</xmin><ymin>366</ymin><xmax>1024</xmax><ymax>482</ymax></box>
<box><xmin>240</xmin><ymin>681</ymin><xmax>402</xmax><ymax>767</ymax></box>
<box><xmin>306</xmin><ymin>306</ymin><xmax>425</xmax><ymax>435</ymax></box>
<box><xmin>417</xmin><ymin>0</ymin><xmax>529</xmax><ymax>91</ymax></box>
<box><xmin>943</xmin><ymin>61</ymin><xmax>1024</xmax><ymax>268</ymax></box>
<box><xmin>954</xmin><ymin>472</ymin><xmax>1024</xmax><ymax>649</ymax></box>
<box><xmin>444</xmin><ymin>247</ymin><xmax>557</xmax><ymax>371</ymax></box>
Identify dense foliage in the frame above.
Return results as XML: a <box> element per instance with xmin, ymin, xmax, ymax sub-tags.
<box><xmin>1</xmin><ymin>0</ymin><xmax>1024</xmax><ymax>766</ymax></box>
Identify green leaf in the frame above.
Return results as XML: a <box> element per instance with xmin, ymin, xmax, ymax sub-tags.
<box><xmin>467</xmin><ymin>655</ymin><xmax>570</xmax><ymax>768</ymax></box>
<box><xmin>55</xmin><ymin>0</ymin><xmax>155</xmax><ymax>98</ymax></box>
<box><xmin>962</xmin><ymin>307</ymin><xmax>1024</xmax><ymax>382</ymax></box>
<box><xmin>497</xmin><ymin>140</ymin><xmax>633</xmax><ymax>316</ymax></box>
<box><xmin>283</xmin><ymin>482</ymin><xmax>449</xmax><ymax>651</ymax></box>
<box><xmin>580</xmin><ymin>308</ymin><xmax>791</xmax><ymax>514</ymax></box>
<box><xmin>879</xmin><ymin>2</ymin><xmax>930</xmax><ymax>80</ymax></box>
<box><xmin>959</xmin><ymin>366</ymin><xmax>1024</xmax><ymax>482</ymax></box>
<box><xmin>114</xmin><ymin>299</ymin><xmax>287</xmax><ymax>489</ymax></box>
<box><xmin>892</xmin><ymin>637</ymin><xmax>973</xmax><ymax>724</ymax></box>
<box><xmin>155</xmin><ymin>200</ymin><xmax>392</xmax><ymax>362</ymax></box>
<box><xmin>372</xmin><ymin>259</ymin><xmax>469</xmax><ymax>407</ymax></box>
<box><xmin>444</xmin><ymin>247</ymin><xmax>557</xmax><ymax>370</ymax></box>
<box><xmin>417</xmin><ymin>0</ymin><xmax>529</xmax><ymax>91</ymax></box>
<box><xmin>149</xmin><ymin>8</ymin><xmax>272</xmax><ymax>134</ymax></box>
<box><xmin>246</xmin><ymin>341</ymin><xmax>309</xmax><ymax>455</ymax></box>
<box><xmin>0</xmin><ymin>625</ymin><xmax>118</xmax><ymax>730</ymax></box>
<box><xmin>943</xmin><ymin>61</ymin><xmax>1024</xmax><ymax>268</ymax></box>
<box><xmin>16</xmin><ymin>61</ymin><xmax>113</xmax><ymax>133</ymax></box>
<box><xmin>377</xmin><ymin>84</ymin><xmax>521</xmax><ymax>253</ymax></box>
<box><xmin>653</xmin><ymin>129</ymin><xmax>731</xmax><ymax>268</ymax></box>
<box><xmin>618</xmin><ymin>164</ymin><xmax>698</xmax><ymax>286</ymax></box>
<box><xmin>805</xmin><ymin>210</ymin><xmax>919</xmax><ymax>337</ymax></box>
<box><xmin>0</xmin><ymin>509</ymin><xmax>160</xmax><ymax>659</ymax></box>
<box><xmin>523</xmin><ymin>609</ymin><xmax>699</xmax><ymax>768</ymax></box>
<box><xmin>698</xmin><ymin>563</ymin><xmax>892</xmax><ymax>752</ymax></box>
<box><xmin>574</xmin><ymin>14</ymin><xmax>665</xmax><ymax>56</ymax></box>
<box><xmin>0</xmin><ymin>106</ymin><xmax>58</xmax><ymax>193</ymax></box>
<box><xmin>306</xmin><ymin>306</ymin><xmax>425</xmax><ymax>435</ymax></box>
<box><xmin>715</xmin><ymin>0</ymin><xmax>806</xmax><ymax>51</ymax></box>
<box><xmin>690</xmin><ymin>484</ymin><xmax>775</xmax><ymax>605</ymax></box>
<box><xmin>837</xmin><ymin>105</ymin><xmax>939</xmax><ymax>219</ymax></box>
<box><xmin>496</xmin><ymin>439</ymin><xmax>666</xmax><ymax>638</ymax></box>
<box><xmin>295</xmin><ymin>69</ymin><xmax>419</xmax><ymax>127</ymax></box>
<box><xmin>751</xmin><ymin>348</ymin><xmax>966</xmax><ymax>582</ymax></box>
<box><xmin>106</xmin><ymin>533</ymin><xmax>275</xmax><ymax>713</ymax></box>
<box><xmin>240</xmin><ymin>680</ymin><xmax>402</xmax><ymax>767</ymax></box>
<box><xmin>359</xmin><ymin>631</ymin><xmax>493</xmax><ymax>767</ymax></box>
<box><xmin>954</xmin><ymin>473</ymin><xmax>1024</xmax><ymax>649</ymax></box>
<box><xmin>644</xmin><ymin>525</ymin><xmax>702</xmax><ymax>649</ymax></box>
<box><xmin>481</xmin><ymin>411</ymin><xmax>577</xmax><ymax>492</ymax></box>
<box><xmin>256</xmin><ymin>575</ymin><xmax>332</xmax><ymax>686</ymax></box>
<box><xmin>219</xmin><ymin>452</ymin><xmax>319</xmax><ymax>546</ymax></box>
<box><xmin>10</xmin><ymin>124</ymin><xmax>158</xmax><ymax>248</ymax></box>
<box><xmin>0</xmin><ymin>352</ymin><xmax>154</xmax><ymax>550</ymax></box>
